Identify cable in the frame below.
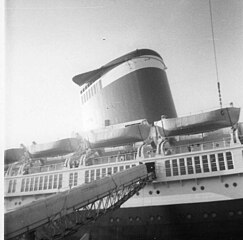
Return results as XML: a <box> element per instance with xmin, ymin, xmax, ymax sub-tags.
<box><xmin>209</xmin><ymin>0</ymin><xmax>222</xmax><ymax>108</ymax></box>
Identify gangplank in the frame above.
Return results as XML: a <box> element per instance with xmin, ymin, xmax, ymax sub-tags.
<box><xmin>5</xmin><ymin>163</ymin><xmax>156</xmax><ymax>240</ymax></box>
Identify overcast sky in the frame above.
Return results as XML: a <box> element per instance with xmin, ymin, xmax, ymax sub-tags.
<box><xmin>4</xmin><ymin>0</ymin><xmax>243</xmax><ymax>148</ymax></box>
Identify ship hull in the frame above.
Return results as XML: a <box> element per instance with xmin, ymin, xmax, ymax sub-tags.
<box><xmin>73</xmin><ymin>198</ymin><xmax>243</xmax><ymax>240</ymax></box>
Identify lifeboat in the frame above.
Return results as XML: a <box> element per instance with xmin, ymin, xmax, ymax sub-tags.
<box><xmin>28</xmin><ymin>138</ymin><xmax>80</xmax><ymax>158</ymax></box>
<box><xmin>4</xmin><ymin>148</ymin><xmax>25</xmax><ymax>165</ymax></box>
<box><xmin>84</xmin><ymin>120</ymin><xmax>151</xmax><ymax>148</ymax></box>
<box><xmin>160</xmin><ymin>107</ymin><xmax>240</xmax><ymax>137</ymax></box>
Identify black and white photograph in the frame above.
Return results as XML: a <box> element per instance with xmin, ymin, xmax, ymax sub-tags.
<box><xmin>3</xmin><ymin>0</ymin><xmax>243</xmax><ymax>239</ymax></box>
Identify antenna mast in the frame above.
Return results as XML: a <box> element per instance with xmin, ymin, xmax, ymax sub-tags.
<box><xmin>209</xmin><ymin>0</ymin><xmax>222</xmax><ymax>108</ymax></box>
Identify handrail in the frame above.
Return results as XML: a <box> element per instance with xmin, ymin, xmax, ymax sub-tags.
<box><xmin>4</xmin><ymin>135</ymin><xmax>242</xmax><ymax>177</ymax></box>
<box><xmin>163</xmin><ymin>137</ymin><xmax>241</xmax><ymax>156</ymax></box>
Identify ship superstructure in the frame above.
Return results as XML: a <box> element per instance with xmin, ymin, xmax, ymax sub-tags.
<box><xmin>4</xmin><ymin>49</ymin><xmax>243</xmax><ymax>240</ymax></box>
<box><xmin>72</xmin><ymin>49</ymin><xmax>177</xmax><ymax>130</ymax></box>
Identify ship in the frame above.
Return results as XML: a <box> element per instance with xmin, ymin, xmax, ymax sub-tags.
<box><xmin>4</xmin><ymin>49</ymin><xmax>243</xmax><ymax>240</ymax></box>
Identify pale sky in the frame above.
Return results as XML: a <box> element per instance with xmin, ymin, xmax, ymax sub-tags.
<box><xmin>4</xmin><ymin>0</ymin><xmax>243</xmax><ymax>149</ymax></box>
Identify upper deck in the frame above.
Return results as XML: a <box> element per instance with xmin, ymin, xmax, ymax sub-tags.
<box><xmin>4</xmin><ymin>131</ymin><xmax>243</xmax><ymax>200</ymax></box>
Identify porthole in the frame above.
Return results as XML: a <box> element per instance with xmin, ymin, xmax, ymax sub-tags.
<box><xmin>116</xmin><ymin>217</ymin><xmax>120</xmax><ymax>222</ymax></box>
<box><xmin>129</xmin><ymin>217</ymin><xmax>133</xmax><ymax>222</ymax></box>
<box><xmin>233</xmin><ymin>182</ymin><xmax>237</xmax><ymax>187</ymax></box>
<box><xmin>192</xmin><ymin>187</ymin><xmax>196</xmax><ymax>191</ymax></box>
<box><xmin>136</xmin><ymin>216</ymin><xmax>140</xmax><ymax>222</ymax></box>
<box><xmin>136</xmin><ymin>192</ymin><xmax>140</xmax><ymax>196</ymax></box>
<box><xmin>229</xmin><ymin>211</ymin><xmax>234</xmax><ymax>217</ymax></box>
<box><xmin>110</xmin><ymin>218</ymin><xmax>114</xmax><ymax>223</ymax></box>
<box><xmin>156</xmin><ymin>190</ymin><xmax>160</xmax><ymax>195</ymax></box>
<box><xmin>187</xmin><ymin>214</ymin><xmax>192</xmax><ymax>219</ymax></box>
<box><xmin>150</xmin><ymin>216</ymin><xmax>154</xmax><ymax>221</ymax></box>
<box><xmin>211</xmin><ymin>213</ymin><xmax>216</xmax><ymax>218</ymax></box>
<box><xmin>157</xmin><ymin>215</ymin><xmax>161</xmax><ymax>221</ymax></box>
<box><xmin>15</xmin><ymin>202</ymin><xmax>17</xmax><ymax>205</ymax></box>
<box><xmin>237</xmin><ymin>210</ymin><xmax>242</xmax><ymax>216</ymax></box>
<box><xmin>225</xmin><ymin>183</ymin><xmax>229</xmax><ymax>188</ymax></box>
<box><xmin>149</xmin><ymin>191</ymin><xmax>153</xmax><ymax>195</ymax></box>
<box><xmin>203</xmin><ymin>213</ymin><xmax>208</xmax><ymax>218</ymax></box>
<box><xmin>200</xmin><ymin>186</ymin><xmax>205</xmax><ymax>190</ymax></box>
<box><xmin>19</xmin><ymin>202</ymin><xmax>21</xmax><ymax>205</ymax></box>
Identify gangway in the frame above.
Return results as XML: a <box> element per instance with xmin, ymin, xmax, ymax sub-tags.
<box><xmin>5</xmin><ymin>163</ymin><xmax>156</xmax><ymax>240</ymax></box>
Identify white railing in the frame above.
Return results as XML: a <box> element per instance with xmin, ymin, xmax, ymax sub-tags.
<box><xmin>5</xmin><ymin>135</ymin><xmax>243</xmax><ymax>177</ymax></box>
<box><xmin>85</xmin><ymin>152</ymin><xmax>137</xmax><ymax>166</ymax></box>
<box><xmin>164</xmin><ymin>138</ymin><xmax>236</xmax><ymax>156</ymax></box>
<box><xmin>28</xmin><ymin>162</ymin><xmax>65</xmax><ymax>174</ymax></box>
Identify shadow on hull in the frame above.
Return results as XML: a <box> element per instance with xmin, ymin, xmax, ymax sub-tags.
<box><xmin>69</xmin><ymin>199</ymin><xmax>243</xmax><ymax>240</ymax></box>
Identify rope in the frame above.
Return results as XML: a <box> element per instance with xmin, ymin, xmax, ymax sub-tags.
<box><xmin>209</xmin><ymin>0</ymin><xmax>222</xmax><ymax>108</ymax></box>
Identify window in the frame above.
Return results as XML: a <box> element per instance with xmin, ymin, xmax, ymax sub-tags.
<box><xmin>210</xmin><ymin>154</ymin><xmax>217</xmax><ymax>171</ymax></box>
<box><xmin>85</xmin><ymin>171</ymin><xmax>89</xmax><ymax>183</ymax></box>
<box><xmin>12</xmin><ymin>180</ymin><xmax>17</xmax><ymax>193</ymax></box>
<box><xmin>179</xmin><ymin>158</ymin><xmax>186</xmax><ymax>175</ymax></box>
<box><xmin>125</xmin><ymin>165</ymin><xmax>130</xmax><ymax>170</ymax></box>
<box><xmin>187</xmin><ymin>157</ymin><xmax>194</xmax><ymax>174</ymax></box>
<box><xmin>96</xmin><ymin>169</ymin><xmax>101</xmax><ymax>180</ymax></box>
<box><xmin>48</xmin><ymin>175</ymin><xmax>53</xmax><ymax>189</ymax></box>
<box><xmin>165</xmin><ymin>160</ymin><xmax>171</xmax><ymax>177</ymax></box>
<box><xmin>53</xmin><ymin>175</ymin><xmax>58</xmax><ymax>188</ymax></box>
<box><xmin>39</xmin><ymin>176</ymin><xmax>43</xmax><ymax>190</ymax></box>
<box><xmin>25</xmin><ymin>178</ymin><xmax>30</xmax><ymax>192</ymax></box>
<box><xmin>202</xmin><ymin>155</ymin><xmax>210</xmax><ymax>172</ymax></box>
<box><xmin>21</xmin><ymin>179</ymin><xmax>25</xmax><ymax>192</ymax></box>
<box><xmin>119</xmin><ymin>166</ymin><xmax>124</xmax><ymax>172</ymax></box>
<box><xmin>226</xmin><ymin>152</ymin><xmax>234</xmax><ymax>169</ymax></box>
<box><xmin>172</xmin><ymin>159</ymin><xmax>179</xmax><ymax>176</ymax></box>
<box><xmin>91</xmin><ymin>169</ymin><xmax>95</xmax><ymax>181</ymax></box>
<box><xmin>108</xmin><ymin>167</ymin><xmax>112</xmax><ymax>175</ymax></box>
<box><xmin>43</xmin><ymin>176</ymin><xmax>48</xmax><ymax>190</ymax></box>
<box><xmin>74</xmin><ymin>172</ymin><xmax>78</xmax><ymax>186</ymax></box>
<box><xmin>113</xmin><ymin>167</ymin><xmax>118</xmax><ymax>174</ymax></box>
<box><xmin>69</xmin><ymin>173</ymin><xmax>74</xmax><ymax>187</ymax></box>
<box><xmin>218</xmin><ymin>153</ymin><xmax>225</xmax><ymax>170</ymax></box>
<box><xmin>102</xmin><ymin>168</ymin><xmax>106</xmax><ymax>177</ymax></box>
<box><xmin>34</xmin><ymin>177</ymin><xmax>39</xmax><ymax>191</ymax></box>
<box><xmin>8</xmin><ymin>180</ymin><xmax>12</xmax><ymax>193</ymax></box>
<box><xmin>30</xmin><ymin>177</ymin><xmax>34</xmax><ymax>191</ymax></box>
<box><xmin>194</xmin><ymin>156</ymin><xmax>201</xmax><ymax>173</ymax></box>
<box><xmin>58</xmin><ymin>174</ymin><xmax>63</xmax><ymax>189</ymax></box>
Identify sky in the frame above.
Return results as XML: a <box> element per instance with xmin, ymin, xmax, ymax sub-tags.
<box><xmin>4</xmin><ymin>0</ymin><xmax>243</xmax><ymax>149</ymax></box>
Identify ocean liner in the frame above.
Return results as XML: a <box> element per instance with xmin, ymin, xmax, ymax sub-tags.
<box><xmin>4</xmin><ymin>49</ymin><xmax>243</xmax><ymax>240</ymax></box>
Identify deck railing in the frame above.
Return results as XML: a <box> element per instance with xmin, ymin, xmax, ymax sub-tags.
<box><xmin>5</xmin><ymin>135</ymin><xmax>243</xmax><ymax>177</ymax></box>
<box><xmin>164</xmin><ymin>136</ymin><xmax>241</xmax><ymax>156</ymax></box>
